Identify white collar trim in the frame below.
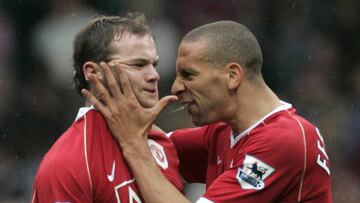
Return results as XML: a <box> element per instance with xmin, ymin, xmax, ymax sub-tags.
<box><xmin>230</xmin><ymin>101</ymin><xmax>292</xmax><ymax>148</ymax></box>
<box><xmin>75</xmin><ymin>106</ymin><xmax>95</xmax><ymax>121</ymax></box>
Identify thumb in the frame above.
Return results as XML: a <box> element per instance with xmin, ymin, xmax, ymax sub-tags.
<box><xmin>152</xmin><ymin>95</ymin><xmax>178</xmax><ymax>117</ymax></box>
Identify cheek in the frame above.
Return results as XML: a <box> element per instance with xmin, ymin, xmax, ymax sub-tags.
<box><xmin>190</xmin><ymin>76</ymin><xmax>223</xmax><ymax>103</ymax></box>
<box><xmin>125</xmin><ymin>71</ymin><xmax>141</xmax><ymax>90</ymax></box>
<box><xmin>203</xmin><ymin>85</ymin><xmax>225</xmax><ymax>107</ymax></box>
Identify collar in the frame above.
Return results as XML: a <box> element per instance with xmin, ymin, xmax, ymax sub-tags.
<box><xmin>75</xmin><ymin>105</ymin><xmax>95</xmax><ymax>121</ymax></box>
<box><xmin>230</xmin><ymin>101</ymin><xmax>292</xmax><ymax>148</ymax></box>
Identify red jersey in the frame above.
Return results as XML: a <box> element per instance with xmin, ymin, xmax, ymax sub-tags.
<box><xmin>169</xmin><ymin>102</ymin><xmax>332</xmax><ymax>203</ymax></box>
<box><xmin>32</xmin><ymin>107</ymin><xmax>183</xmax><ymax>203</ymax></box>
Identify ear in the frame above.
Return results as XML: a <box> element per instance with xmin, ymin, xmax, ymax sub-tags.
<box><xmin>83</xmin><ymin>61</ymin><xmax>101</xmax><ymax>81</ymax></box>
<box><xmin>226</xmin><ymin>63</ymin><xmax>244</xmax><ymax>90</ymax></box>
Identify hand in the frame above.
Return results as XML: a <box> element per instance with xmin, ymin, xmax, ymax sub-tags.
<box><xmin>81</xmin><ymin>62</ymin><xmax>177</xmax><ymax>150</ymax></box>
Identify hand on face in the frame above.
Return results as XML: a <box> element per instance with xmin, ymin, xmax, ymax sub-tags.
<box><xmin>81</xmin><ymin>62</ymin><xmax>178</xmax><ymax>150</ymax></box>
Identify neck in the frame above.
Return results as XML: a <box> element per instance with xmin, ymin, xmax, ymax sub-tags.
<box><xmin>226</xmin><ymin>80</ymin><xmax>281</xmax><ymax>135</ymax></box>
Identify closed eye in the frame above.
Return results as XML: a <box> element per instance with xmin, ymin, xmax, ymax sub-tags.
<box><xmin>131</xmin><ymin>60</ymin><xmax>158</xmax><ymax>69</ymax></box>
<box><xmin>109</xmin><ymin>58</ymin><xmax>159</xmax><ymax>69</ymax></box>
<box><xmin>132</xmin><ymin>63</ymin><xmax>147</xmax><ymax>68</ymax></box>
<box><xmin>180</xmin><ymin>69</ymin><xmax>193</xmax><ymax>79</ymax></box>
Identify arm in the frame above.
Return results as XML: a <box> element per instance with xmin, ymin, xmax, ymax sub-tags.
<box><xmin>82</xmin><ymin>62</ymin><xmax>190</xmax><ymax>203</ymax></box>
<box><xmin>122</xmin><ymin>136</ymin><xmax>190</xmax><ymax>203</ymax></box>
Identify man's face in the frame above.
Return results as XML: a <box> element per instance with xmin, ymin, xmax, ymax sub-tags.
<box><xmin>108</xmin><ymin>33</ymin><xmax>160</xmax><ymax>108</ymax></box>
<box><xmin>171</xmin><ymin>41</ymin><xmax>228</xmax><ymax>126</ymax></box>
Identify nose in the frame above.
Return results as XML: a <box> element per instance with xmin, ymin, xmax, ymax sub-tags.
<box><xmin>171</xmin><ymin>76</ymin><xmax>185</xmax><ymax>96</ymax></box>
<box><xmin>146</xmin><ymin>65</ymin><xmax>160</xmax><ymax>82</ymax></box>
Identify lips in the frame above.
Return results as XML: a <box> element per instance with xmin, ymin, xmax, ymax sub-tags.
<box><xmin>144</xmin><ymin>88</ymin><xmax>157</xmax><ymax>94</ymax></box>
<box><xmin>179</xmin><ymin>100</ymin><xmax>195</xmax><ymax>108</ymax></box>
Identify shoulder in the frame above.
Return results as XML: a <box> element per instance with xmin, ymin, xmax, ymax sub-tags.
<box><xmin>241</xmin><ymin>110</ymin><xmax>316</xmax><ymax>166</ymax></box>
<box><xmin>35</xmin><ymin>109</ymin><xmax>106</xmax><ymax>183</ymax></box>
<box><xmin>34</xmin><ymin>125</ymin><xmax>90</xmax><ymax>190</ymax></box>
<box><xmin>81</xmin><ymin>109</ymin><xmax>107</xmax><ymax>128</ymax></box>
<box><xmin>79</xmin><ymin>109</ymin><xmax>114</xmax><ymax>144</ymax></box>
<box><xmin>253</xmin><ymin>110</ymin><xmax>315</xmax><ymax>147</ymax></box>
<box><xmin>39</xmin><ymin>123</ymin><xmax>85</xmax><ymax>169</ymax></box>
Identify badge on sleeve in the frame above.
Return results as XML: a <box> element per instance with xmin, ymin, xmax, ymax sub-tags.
<box><xmin>236</xmin><ymin>154</ymin><xmax>275</xmax><ymax>190</ymax></box>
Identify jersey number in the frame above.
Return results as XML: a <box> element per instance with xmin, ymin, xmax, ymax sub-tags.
<box><xmin>315</xmin><ymin>128</ymin><xmax>330</xmax><ymax>175</ymax></box>
<box><xmin>114</xmin><ymin>178</ymin><xmax>142</xmax><ymax>203</ymax></box>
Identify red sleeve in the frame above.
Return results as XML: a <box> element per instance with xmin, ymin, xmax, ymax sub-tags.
<box><xmin>202</xmin><ymin>167</ymin><xmax>271</xmax><ymax>202</ymax></box>
<box><xmin>200</xmin><ymin>154</ymin><xmax>290</xmax><ymax>203</ymax></box>
<box><xmin>32</xmin><ymin>166</ymin><xmax>92</xmax><ymax>203</ymax></box>
<box><xmin>169</xmin><ymin>126</ymin><xmax>211</xmax><ymax>183</ymax></box>
<box><xmin>32</xmin><ymin>120</ymin><xmax>92</xmax><ymax>203</ymax></box>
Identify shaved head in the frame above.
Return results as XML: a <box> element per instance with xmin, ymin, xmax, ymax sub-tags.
<box><xmin>182</xmin><ymin>21</ymin><xmax>263</xmax><ymax>79</ymax></box>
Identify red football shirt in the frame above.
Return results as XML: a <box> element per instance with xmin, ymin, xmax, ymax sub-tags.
<box><xmin>169</xmin><ymin>102</ymin><xmax>332</xmax><ymax>203</ymax></box>
<box><xmin>32</xmin><ymin>107</ymin><xmax>183</xmax><ymax>203</ymax></box>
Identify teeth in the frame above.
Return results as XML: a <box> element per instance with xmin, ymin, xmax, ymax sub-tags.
<box><xmin>171</xmin><ymin>104</ymin><xmax>188</xmax><ymax>113</ymax></box>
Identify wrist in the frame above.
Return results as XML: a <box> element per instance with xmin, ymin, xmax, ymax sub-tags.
<box><xmin>121</xmin><ymin>138</ymin><xmax>153</xmax><ymax>161</ymax></box>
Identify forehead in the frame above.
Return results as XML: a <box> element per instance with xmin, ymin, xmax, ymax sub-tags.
<box><xmin>109</xmin><ymin>33</ymin><xmax>158</xmax><ymax>60</ymax></box>
<box><xmin>176</xmin><ymin>41</ymin><xmax>209</xmax><ymax>68</ymax></box>
<box><xmin>178</xmin><ymin>40</ymin><xmax>207</xmax><ymax>57</ymax></box>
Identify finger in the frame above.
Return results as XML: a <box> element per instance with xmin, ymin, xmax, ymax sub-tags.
<box><xmin>81</xmin><ymin>88</ymin><xmax>110</xmax><ymax>116</ymax></box>
<box><xmin>152</xmin><ymin>95</ymin><xmax>178</xmax><ymax>117</ymax></box>
<box><xmin>87</xmin><ymin>73</ymin><xmax>113</xmax><ymax>107</ymax></box>
<box><xmin>116</xmin><ymin>64</ymin><xmax>136</xmax><ymax>99</ymax></box>
<box><xmin>100</xmin><ymin>62</ymin><xmax>122</xmax><ymax>100</ymax></box>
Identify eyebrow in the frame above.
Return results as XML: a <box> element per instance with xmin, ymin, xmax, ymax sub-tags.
<box><xmin>130</xmin><ymin>58</ymin><xmax>159</xmax><ymax>64</ymax></box>
<box><xmin>109</xmin><ymin>57</ymin><xmax>159</xmax><ymax>65</ymax></box>
<box><xmin>179</xmin><ymin>66</ymin><xmax>199</xmax><ymax>75</ymax></box>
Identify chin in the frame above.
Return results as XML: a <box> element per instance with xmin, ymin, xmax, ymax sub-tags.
<box><xmin>192</xmin><ymin>117</ymin><xmax>208</xmax><ymax>127</ymax></box>
<box><xmin>136</xmin><ymin>93</ymin><xmax>158</xmax><ymax>107</ymax></box>
<box><xmin>192</xmin><ymin>114</ymin><xmax>218</xmax><ymax>126</ymax></box>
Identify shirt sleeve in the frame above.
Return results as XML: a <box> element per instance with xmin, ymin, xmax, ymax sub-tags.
<box><xmin>31</xmin><ymin>119</ymin><xmax>93</xmax><ymax>203</ymax></box>
<box><xmin>32</xmin><ymin>159</ymin><xmax>92</xmax><ymax>203</ymax></box>
<box><xmin>197</xmin><ymin>166</ymin><xmax>280</xmax><ymax>203</ymax></box>
<box><xmin>169</xmin><ymin>126</ymin><xmax>211</xmax><ymax>183</ymax></box>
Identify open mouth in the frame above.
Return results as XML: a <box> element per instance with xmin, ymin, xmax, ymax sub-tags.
<box><xmin>181</xmin><ymin>100</ymin><xmax>196</xmax><ymax>109</ymax></box>
<box><xmin>171</xmin><ymin>104</ymin><xmax>188</xmax><ymax>113</ymax></box>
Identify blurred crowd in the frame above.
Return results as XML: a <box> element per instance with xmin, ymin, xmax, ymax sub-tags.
<box><xmin>0</xmin><ymin>0</ymin><xmax>359</xmax><ymax>202</ymax></box>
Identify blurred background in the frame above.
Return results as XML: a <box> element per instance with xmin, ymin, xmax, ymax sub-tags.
<box><xmin>0</xmin><ymin>0</ymin><xmax>359</xmax><ymax>202</ymax></box>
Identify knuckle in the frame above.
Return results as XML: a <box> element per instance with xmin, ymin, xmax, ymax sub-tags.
<box><xmin>109</xmin><ymin>82</ymin><xmax>117</xmax><ymax>90</ymax></box>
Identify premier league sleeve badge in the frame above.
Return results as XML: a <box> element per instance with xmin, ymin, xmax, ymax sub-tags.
<box><xmin>236</xmin><ymin>154</ymin><xmax>275</xmax><ymax>190</ymax></box>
